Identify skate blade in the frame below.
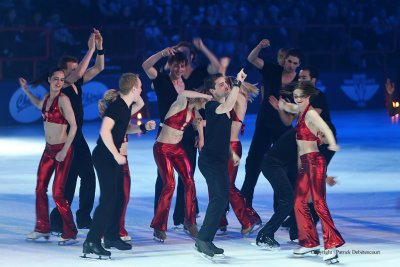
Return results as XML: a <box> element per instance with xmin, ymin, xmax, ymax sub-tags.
<box><xmin>51</xmin><ymin>232</ymin><xmax>62</xmax><ymax>237</ymax></box>
<box><xmin>325</xmin><ymin>258</ymin><xmax>339</xmax><ymax>265</ymax></box>
<box><xmin>58</xmin><ymin>239</ymin><xmax>79</xmax><ymax>246</ymax></box>
<box><xmin>80</xmin><ymin>254</ymin><xmax>111</xmax><ymax>260</ymax></box>
<box><xmin>153</xmin><ymin>237</ymin><xmax>165</xmax><ymax>243</ymax></box>
<box><xmin>250</xmin><ymin>242</ymin><xmax>280</xmax><ymax>251</ymax></box>
<box><xmin>293</xmin><ymin>249</ymin><xmax>321</xmax><ymax>256</ymax></box>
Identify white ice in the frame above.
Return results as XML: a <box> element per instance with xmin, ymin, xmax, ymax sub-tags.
<box><xmin>0</xmin><ymin>109</ymin><xmax>399</xmax><ymax>267</ymax></box>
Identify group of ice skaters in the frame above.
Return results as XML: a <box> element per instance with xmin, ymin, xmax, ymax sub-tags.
<box><xmin>21</xmin><ymin>29</ymin><xmax>349</xmax><ymax>264</ymax></box>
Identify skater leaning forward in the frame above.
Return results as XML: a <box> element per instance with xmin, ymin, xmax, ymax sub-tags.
<box><xmin>20</xmin><ymin>68</ymin><xmax>78</xmax><ymax>244</ymax></box>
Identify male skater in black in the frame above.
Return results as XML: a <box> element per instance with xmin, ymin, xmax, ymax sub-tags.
<box><xmin>195</xmin><ymin>70</ymin><xmax>245</xmax><ymax>257</ymax></box>
<box><xmin>50</xmin><ymin>29</ymin><xmax>104</xmax><ymax>232</ymax></box>
<box><xmin>241</xmin><ymin>39</ymin><xmax>301</xmax><ymax>207</ymax></box>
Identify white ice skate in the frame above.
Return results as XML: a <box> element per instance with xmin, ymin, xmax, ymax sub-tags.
<box><xmin>323</xmin><ymin>247</ymin><xmax>339</xmax><ymax>264</ymax></box>
<box><xmin>120</xmin><ymin>235</ymin><xmax>132</xmax><ymax>242</ymax></box>
<box><xmin>26</xmin><ymin>231</ymin><xmax>50</xmax><ymax>241</ymax></box>
<box><xmin>293</xmin><ymin>245</ymin><xmax>320</xmax><ymax>256</ymax></box>
<box><xmin>58</xmin><ymin>236</ymin><xmax>78</xmax><ymax>246</ymax></box>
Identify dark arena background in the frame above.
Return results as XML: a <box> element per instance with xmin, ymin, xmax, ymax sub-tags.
<box><xmin>0</xmin><ymin>1</ymin><xmax>399</xmax><ymax>267</ymax></box>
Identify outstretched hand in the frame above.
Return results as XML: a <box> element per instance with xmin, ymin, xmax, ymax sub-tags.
<box><xmin>18</xmin><ymin>77</ymin><xmax>27</xmax><ymax>88</ymax></box>
<box><xmin>161</xmin><ymin>47</ymin><xmax>177</xmax><ymax>57</ymax></box>
<box><xmin>269</xmin><ymin>95</ymin><xmax>279</xmax><ymax>110</ymax></box>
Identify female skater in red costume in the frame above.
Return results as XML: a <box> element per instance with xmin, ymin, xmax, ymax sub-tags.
<box><xmin>279</xmin><ymin>81</ymin><xmax>345</xmax><ymax>264</ymax></box>
<box><xmin>19</xmin><ymin>68</ymin><xmax>78</xmax><ymax>244</ymax></box>
<box><xmin>151</xmin><ymin>90</ymin><xmax>211</xmax><ymax>242</ymax></box>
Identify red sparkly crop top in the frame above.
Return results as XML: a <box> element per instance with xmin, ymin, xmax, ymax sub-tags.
<box><xmin>296</xmin><ymin>104</ymin><xmax>320</xmax><ymax>145</ymax></box>
<box><xmin>163</xmin><ymin>102</ymin><xmax>194</xmax><ymax>131</ymax></box>
<box><xmin>41</xmin><ymin>92</ymin><xmax>67</xmax><ymax>125</ymax></box>
<box><xmin>231</xmin><ymin>109</ymin><xmax>245</xmax><ymax>135</ymax></box>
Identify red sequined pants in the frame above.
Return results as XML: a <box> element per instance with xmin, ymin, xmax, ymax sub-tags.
<box><xmin>151</xmin><ymin>142</ymin><xmax>196</xmax><ymax>231</ymax></box>
<box><xmin>294</xmin><ymin>152</ymin><xmax>345</xmax><ymax>249</ymax></box>
<box><xmin>35</xmin><ymin>143</ymin><xmax>77</xmax><ymax>239</ymax></box>
<box><xmin>220</xmin><ymin>141</ymin><xmax>261</xmax><ymax>229</ymax></box>
<box><xmin>119</xmin><ymin>157</ymin><xmax>131</xmax><ymax>237</ymax></box>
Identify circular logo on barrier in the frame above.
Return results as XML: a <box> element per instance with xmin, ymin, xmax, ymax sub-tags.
<box><xmin>82</xmin><ymin>81</ymin><xmax>108</xmax><ymax>121</ymax></box>
<box><xmin>9</xmin><ymin>86</ymin><xmax>48</xmax><ymax>123</ymax></box>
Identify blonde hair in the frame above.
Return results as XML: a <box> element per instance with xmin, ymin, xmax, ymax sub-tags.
<box><xmin>98</xmin><ymin>89</ymin><xmax>119</xmax><ymax>118</ymax></box>
<box><xmin>119</xmin><ymin>73</ymin><xmax>139</xmax><ymax>95</ymax></box>
<box><xmin>226</xmin><ymin>76</ymin><xmax>259</xmax><ymax>102</ymax></box>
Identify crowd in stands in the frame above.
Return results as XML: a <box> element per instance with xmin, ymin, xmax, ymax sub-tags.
<box><xmin>1</xmin><ymin>0</ymin><xmax>399</xmax><ymax>78</ymax></box>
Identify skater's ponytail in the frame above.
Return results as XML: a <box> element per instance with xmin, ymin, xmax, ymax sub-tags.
<box><xmin>98</xmin><ymin>89</ymin><xmax>119</xmax><ymax>118</ymax></box>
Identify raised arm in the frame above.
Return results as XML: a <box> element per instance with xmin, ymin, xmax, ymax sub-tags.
<box><xmin>247</xmin><ymin>39</ymin><xmax>270</xmax><ymax>70</ymax></box>
<box><xmin>83</xmin><ymin>28</ymin><xmax>105</xmax><ymax>83</ymax></box>
<box><xmin>142</xmin><ymin>47</ymin><xmax>176</xmax><ymax>80</ymax></box>
<box><xmin>193</xmin><ymin>38</ymin><xmax>221</xmax><ymax>74</ymax></box>
<box><xmin>215</xmin><ymin>70</ymin><xmax>246</xmax><ymax>114</ymax></box>
<box><xmin>56</xmin><ymin>95</ymin><xmax>77</xmax><ymax>162</ymax></box>
<box><xmin>66</xmin><ymin>33</ymin><xmax>96</xmax><ymax>84</ymax></box>
<box><xmin>18</xmin><ymin>77</ymin><xmax>43</xmax><ymax>109</ymax></box>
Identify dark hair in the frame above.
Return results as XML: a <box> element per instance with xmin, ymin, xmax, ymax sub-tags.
<box><xmin>203</xmin><ymin>73</ymin><xmax>224</xmax><ymax>95</ymax></box>
<box><xmin>301</xmin><ymin>66</ymin><xmax>319</xmax><ymax>80</ymax></box>
<box><xmin>167</xmin><ymin>51</ymin><xmax>188</xmax><ymax>66</ymax></box>
<box><xmin>29</xmin><ymin>67</ymin><xmax>65</xmax><ymax>87</ymax></box>
<box><xmin>58</xmin><ymin>55</ymin><xmax>78</xmax><ymax>70</ymax></box>
<box><xmin>293</xmin><ymin>81</ymin><xmax>319</xmax><ymax>100</ymax></box>
<box><xmin>177</xmin><ymin>41</ymin><xmax>197</xmax><ymax>62</ymax></box>
<box><xmin>285</xmin><ymin>48</ymin><xmax>303</xmax><ymax>62</ymax></box>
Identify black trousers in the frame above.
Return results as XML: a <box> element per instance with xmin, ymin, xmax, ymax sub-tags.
<box><xmin>50</xmin><ymin>131</ymin><xmax>96</xmax><ymax>226</ymax></box>
<box><xmin>241</xmin><ymin>109</ymin><xmax>291</xmax><ymax>206</ymax></box>
<box><xmin>154</xmin><ymin>129</ymin><xmax>199</xmax><ymax>226</ymax></box>
<box><xmin>197</xmin><ymin>154</ymin><xmax>229</xmax><ymax>242</ymax></box>
<box><xmin>85</xmin><ymin>145</ymin><xmax>124</xmax><ymax>244</ymax></box>
<box><xmin>259</xmin><ymin>154</ymin><xmax>296</xmax><ymax>236</ymax></box>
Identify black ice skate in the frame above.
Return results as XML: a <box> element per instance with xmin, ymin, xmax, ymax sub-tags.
<box><xmin>153</xmin><ymin>229</ymin><xmax>166</xmax><ymax>243</ymax></box>
<box><xmin>81</xmin><ymin>241</ymin><xmax>111</xmax><ymax>260</ymax></box>
<box><xmin>253</xmin><ymin>232</ymin><xmax>280</xmax><ymax>250</ymax></box>
<box><xmin>104</xmin><ymin>238</ymin><xmax>132</xmax><ymax>250</ymax></box>
<box><xmin>195</xmin><ymin>239</ymin><xmax>215</xmax><ymax>260</ymax></box>
<box><xmin>323</xmin><ymin>247</ymin><xmax>339</xmax><ymax>265</ymax></box>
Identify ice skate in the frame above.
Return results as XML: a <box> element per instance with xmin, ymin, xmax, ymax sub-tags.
<box><xmin>58</xmin><ymin>236</ymin><xmax>78</xmax><ymax>246</ymax></box>
<box><xmin>153</xmin><ymin>229</ymin><xmax>166</xmax><ymax>243</ymax></box>
<box><xmin>216</xmin><ymin>226</ymin><xmax>227</xmax><ymax>236</ymax></box>
<box><xmin>26</xmin><ymin>231</ymin><xmax>50</xmax><ymax>241</ymax></box>
<box><xmin>323</xmin><ymin>247</ymin><xmax>339</xmax><ymax>264</ymax></box>
<box><xmin>81</xmin><ymin>241</ymin><xmax>111</xmax><ymax>260</ymax></box>
<box><xmin>104</xmin><ymin>238</ymin><xmax>132</xmax><ymax>250</ymax></box>
<box><xmin>195</xmin><ymin>239</ymin><xmax>215</xmax><ymax>261</ymax></box>
<box><xmin>253</xmin><ymin>233</ymin><xmax>280</xmax><ymax>250</ymax></box>
<box><xmin>120</xmin><ymin>235</ymin><xmax>132</xmax><ymax>242</ymax></box>
<box><xmin>209</xmin><ymin>242</ymin><xmax>225</xmax><ymax>257</ymax></box>
<box><xmin>293</xmin><ymin>245</ymin><xmax>320</xmax><ymax>256</ymax></box>
<box><xmin>184</xmin><ymin>223</ymin><xmax>198</xmax><ymax>239</ymax></box>
<box><xmin>241</xmin><ymin>219</ymin><xmax>263</xmax><ymax>236</ymax></box>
